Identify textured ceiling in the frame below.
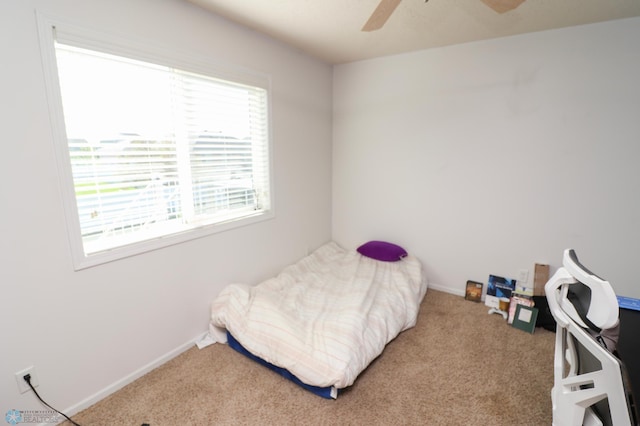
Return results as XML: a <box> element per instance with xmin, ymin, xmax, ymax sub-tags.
<box><xmin>186</xmin><ymin>0</ymin><xmax>640</xmax><ymax>64</ymax></box>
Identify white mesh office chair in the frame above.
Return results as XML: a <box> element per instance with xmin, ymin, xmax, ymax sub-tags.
<box><xmin>545</xmin><ymin>249</ymin><xmax>636</xmax><ymax>426</ymax></box>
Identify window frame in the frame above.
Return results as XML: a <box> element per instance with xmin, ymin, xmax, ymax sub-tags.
<box><xmin>37</xmin><ymin>12</ymin><xmax>275</xmax><ymax>270</ymax></box>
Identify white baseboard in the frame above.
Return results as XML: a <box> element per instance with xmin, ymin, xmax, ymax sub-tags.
<box><xmin>62</xmin><ymin>332</ymin><xmax>207</xmax><ymax>419</ymax></box>
<box><xmin>427</xmin><ymin>282</ymin><xmax>465</xmax><ymax>297</ymax></box>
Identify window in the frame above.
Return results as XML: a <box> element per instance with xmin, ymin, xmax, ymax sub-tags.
<box><xmin>38</xmin><ymin>16</ymin><xmax>272</xmax><ymax>269</ymax></box>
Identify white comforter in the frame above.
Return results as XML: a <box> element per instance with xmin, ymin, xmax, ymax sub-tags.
<box><xmin>207</xmin><ymin>241</ymin><xmax>427</xmax><ymax>392</ymax></box>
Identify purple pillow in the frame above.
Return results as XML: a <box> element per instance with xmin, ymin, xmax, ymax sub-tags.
<box><xmin>357</xmin><ymin>241</ymin><xmax>408</xmax><ymax>262</ymax></box>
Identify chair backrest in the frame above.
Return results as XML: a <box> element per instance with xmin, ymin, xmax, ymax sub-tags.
<box><xmin>561</xmin><ymin>249</ymin><xmax>619</xmax><ymax>332</ymax></box>
<box><xmin>545</xmin><ymin>249</ymin><xmax>636</xmax><ymax>426</ymax></box>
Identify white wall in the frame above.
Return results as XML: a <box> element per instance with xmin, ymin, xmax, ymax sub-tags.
<box><xmin>0</xmin><ymin>0</ymin><xmax>332</xmax><ymax>415</ymax></box>
<box><xmin>333</xmin><ymin>17</ymin><xmax>640</xmax><ymax>299</ymax></box>
<box><xmin>2</xmin><ymin>0</ymin><xmax>639</xmax><ymax>417</ymax></box>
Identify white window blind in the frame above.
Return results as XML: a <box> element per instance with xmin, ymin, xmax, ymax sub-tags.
<box><xmin>42</xmin><ymin>25</ymin><xmax>272</xmax><ymax>268</ymax></box>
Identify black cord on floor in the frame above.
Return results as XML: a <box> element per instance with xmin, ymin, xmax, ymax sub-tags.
<box><xmin>23</xmin><ymin>374</ymin><xmax>82</xmax><ymax>426</ymax></box>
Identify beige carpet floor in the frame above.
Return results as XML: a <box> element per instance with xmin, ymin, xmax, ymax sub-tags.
<box><xmin>63</xmin><ymin>289</ymin><xmax>555</xmax><ymax>425</ymax></box>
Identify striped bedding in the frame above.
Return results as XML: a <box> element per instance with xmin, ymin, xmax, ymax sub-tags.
<box><xmin>206</xmin><ymin>241</ymin><xmax>428</xmax><ymax>396</ymax></box>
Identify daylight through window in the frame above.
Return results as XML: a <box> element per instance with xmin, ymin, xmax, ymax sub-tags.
<box><xmin>48</xmin><ymin>37</ymin><xmax>271</xmax><ymax>267</ymax></box>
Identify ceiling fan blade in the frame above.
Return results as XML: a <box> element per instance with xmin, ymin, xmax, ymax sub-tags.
<box><xmin>480</xmin><ymin>0</ymin><xmax>526</xmax><ymax>14</ymax></box>
<box><xmin>362</xmin><ymin>0</ymin><xmax>402</xmax><ymax>32</ymax></box>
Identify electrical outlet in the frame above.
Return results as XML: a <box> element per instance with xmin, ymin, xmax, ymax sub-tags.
<box><xmin>518</xmin><ymin>269</ymin><xmax>529</xmax><ymax>283</ymax></box>
<box><xmin>15</xmin><ymin>366</ymin><xmax>39</xmax><ymax>394</ymax></box>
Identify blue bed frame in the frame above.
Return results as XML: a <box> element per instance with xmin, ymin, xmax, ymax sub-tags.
<box><xmin>227</xmin><ymin>332</ymin><xmax>337</xmax><ymax>399</ymax></box>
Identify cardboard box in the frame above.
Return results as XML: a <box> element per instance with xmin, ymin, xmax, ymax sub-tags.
<box><xmin>533</xmin><ymin>263</ymin><xmax>550</xmax><ymax>296</ymax></box>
